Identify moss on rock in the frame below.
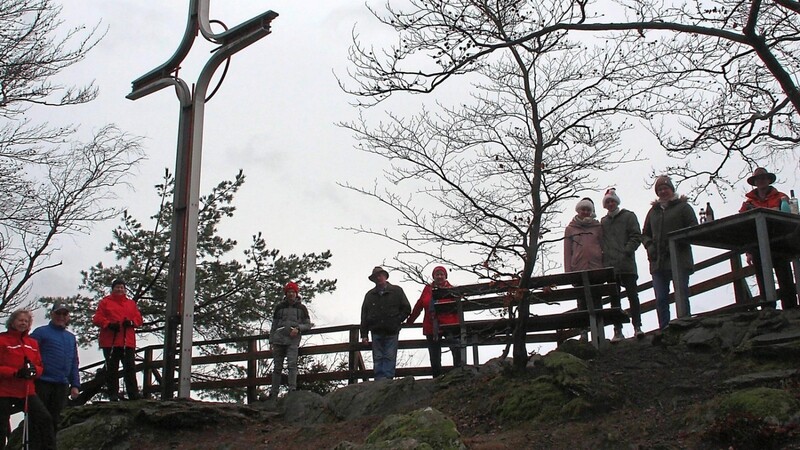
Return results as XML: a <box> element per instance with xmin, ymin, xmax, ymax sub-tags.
<box><xmin>364</xmin><ymin>407</ymin><xmax>465</xmax><ymax>450</ymax></box>
<box><xmin>716</xmin><ymin>387</ymin><xmax>799</xmax><ymax>421</ymax></box>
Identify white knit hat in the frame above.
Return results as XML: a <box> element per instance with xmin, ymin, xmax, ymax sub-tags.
<box><xmin>575</xmin><ymin>197</ymin><xmax>595</xmax><ymax>214</ymax></box>
<box><xmin>603</xmin><ymin>188</ymin><xmax>621</xmax><ymax>207</ymax></box>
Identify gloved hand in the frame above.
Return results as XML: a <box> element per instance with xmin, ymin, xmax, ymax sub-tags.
<box><xmin>107</xmin><ymin>322</ymin><xmax>121</xmax><ymax>332</ymax></box>
<box><xmin>15</xmin><ymin>365</ymin><xmax>36</xmax><ymax>379</ymax></box>
<box><xmin>122</xmin><ymin>320</ymin><xmax>135</xmax><ymax>328</ymax></box>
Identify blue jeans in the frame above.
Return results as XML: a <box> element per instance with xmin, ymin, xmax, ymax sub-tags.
<box><xmin>652</xmin><ymin>270</ymin><xmax>690</xmax><ymax>330</ymax></box>
<box><xmin>371</xmin><ymin>332</ymin><xmax>399</xmax><ymax>380</ymax></box>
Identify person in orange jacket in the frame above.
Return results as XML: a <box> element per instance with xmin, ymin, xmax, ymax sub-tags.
<box><xmin>407</xmin><ymin>266</ymin><xmax>462</xmax><ymax>377</ymax></box>
<box><xmin>0</xmin><ymin>309</ymin><xmax>56</xmax><ymax>449</ymax></box>
<box><xmin>739</xmin><ymin>167</ymin><xmax>798</xmax><ymax>310</ymax></box>
<box><xmin>92</xmin><ymin>279</ymin><xmax>143</xmax><ymax>401</ymax></box>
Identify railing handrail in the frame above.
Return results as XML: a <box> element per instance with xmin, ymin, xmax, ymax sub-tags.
<box><xmin>78</xmin><ymin>248</ymin><xmax>760</xmax><ymax>403</ymax></box>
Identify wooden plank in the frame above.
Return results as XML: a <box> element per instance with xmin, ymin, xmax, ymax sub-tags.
<box><xmin>432</xmin><ymin>267</ymin><xmax>616</xmax><ymax>299</ymax></box>
<box><xmin>434</xmin><ymin>284</ymin><xmax>619</xmax><ymax>313</ymax></box>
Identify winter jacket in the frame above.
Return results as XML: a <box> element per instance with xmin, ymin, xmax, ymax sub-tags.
<box><xmin>601</xmin><ymin>208</ymin><xmax>642</xmax><ymax>276</ymax></box>
<box><xmin>30</xmin><ymin>322</ymin><xmax>80</xmax><ymax>388</ymax></box>
<box><xmin>407</xmin><ymin>282</ymin><xmax>459</xmax><ymax>336</ymax></box>
<box><xmin>269</xmin><ymin>298</ymin><xmax>312</xmax><ymax>346</ymax></box>
<box><xmin>739</xmin><ymin>186</ymin><xmax>787</xmax><ymax>212</ymax></box>
<box><xmin>0</xmin><ymin>329</ymin><xmax>44</xmax><ymax>398</ymax></box>
<box><xmin>361</xmin><ymin>282</ymin><xmax>411</xmax><ymax>338</ymax></box>
<box><xmin>92</xmin><ymin>293</ymin><xmax>143</xmax><ymax>348</ymax></box>
<box><xmin>642</xmin><ymin>196</ymin><xmax>698</xmax><ymax>273</ymax></box>
<box><xmin>564</xmin><ymin>216</ymin><xmax>604</xmax><ymax>272</ymax></box>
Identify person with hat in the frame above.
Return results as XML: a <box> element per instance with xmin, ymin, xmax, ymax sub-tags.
<box><xmin>268</xmin><ymin>282</ymin><xmax>313</xmax><ymax>398</ymax></box>
<box><xmin>601</xmin><ymin>188</ymin><xmax>644</xmax><ymax>339</ymax></box>
<box><xmin>739</xmin><ymin>167</ymin><xmax>798</xmax><ymax>309</ymax></box>
<box><xmin>92</xmin><ymin>279</ymin><xmax>143</xmax><ymax>401</ymax></box>
<box><xmin>30</xmin><ymin>303</ymin><xmax>81</xmax><ymax>430</ymax></box>
<box><xmin>361</xmin><ymin>266</ymin><xmax>411</xmax><ymax>380</ymax></box>
<box><xmin>0</xmin><ymin>309</ymin><xmax>55</xmax><ymax>450</ymax></box>
<box><xmin>406</xmin><ymin>266</ymin><xmax>462</xmax><ymax>378</ymax></box>
<box><xmin>642</xmin><ymin>175</ymin><xmax>698</xmax><ymax>329</ymax></box>
<box><xmin>564</xmin><ymin>197</ymin><xmax>605</xmax><ymax>341</ymax></box>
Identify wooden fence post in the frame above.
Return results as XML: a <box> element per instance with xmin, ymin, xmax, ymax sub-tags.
<box><xmin>247</xmin><ymin>337</ymin><xmax>258</xmax><ymax>403</ymax></box>
<box><xmin>349</xmin><ymin>327</ymin><xmax>359</xmax><ymax>384</ymax></box>
<box><xmin>144</xmin><ymin>347</ymin><xmax>154</xmax><ymax>399</ymax></box>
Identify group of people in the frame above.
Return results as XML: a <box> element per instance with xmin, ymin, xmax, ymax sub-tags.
<box><xmin>564</xmin><ymin>168</ymin><xmax>798</xmax><ymax>342</ymax></box>
<box><xmin>0</xmin><ymin>279</ymin><xmax>142</xmax><ymax>450</ymax></box>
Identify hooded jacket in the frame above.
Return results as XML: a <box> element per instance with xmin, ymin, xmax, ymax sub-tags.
<box><xmin>642</xmin><ymin>196</ymin><xmax>698</xmax><ymax>273</ymax></box>
<box><xmin>601</xmin><ymin>208</ymin><xmax>642</xmax><ymax>276</ymax></box>
<box><xmin>92</xmin><ymin>293</ymin><xmax>143</xmax><ymax>348</ymax></box>
<box><xmin>0</xmin><ymin>329</ymin><xmax>44</xmax><ymax>398</ymax></box>
<box><xmin>564</xmin><ymin>216</ymin><xmax>604</xmax><ymax>272</ymax></box>
<box><xmin>269</xmin><ymin>298</ymin><xmax>312</xmax><ymax>346</ymax></box>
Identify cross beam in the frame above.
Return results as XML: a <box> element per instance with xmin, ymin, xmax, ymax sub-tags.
<box><xmin>127</xmin><ymin>1</ymin><xmax>278</xmax><ymax>399</ymax></box>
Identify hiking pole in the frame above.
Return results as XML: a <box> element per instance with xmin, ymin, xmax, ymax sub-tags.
<box><xmin>22</xmin><ymin>366</ymin><xmax>32</xmax><ymax>450</ymax></box>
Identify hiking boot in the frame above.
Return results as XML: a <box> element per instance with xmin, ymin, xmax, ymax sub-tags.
<box><xmin>611</xmin><ymin>328</ymin><xmax>624</xmax><ymax>342</ymax></box>
<box><xmin>634</xmin><ymin>326</ymin><xmax>644</xmax><ymax>338</ymax></box>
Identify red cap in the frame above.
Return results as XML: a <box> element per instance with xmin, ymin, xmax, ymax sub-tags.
<box><xmin>284</xmin><ymin>282</ymin><xmax>299</xmax><ymax>294</ymax></box>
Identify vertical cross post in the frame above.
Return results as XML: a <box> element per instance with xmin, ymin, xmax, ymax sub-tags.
<box><xmin>127</xmin><ymin>0</ymin><xmax>278</xmax><ymax>399</ymax></box>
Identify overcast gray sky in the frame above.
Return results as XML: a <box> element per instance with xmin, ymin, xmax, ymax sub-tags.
<box><xmin>25</xmin><ymin>2</ymin><xmax>800</xmax><ymax>362</ymax></box>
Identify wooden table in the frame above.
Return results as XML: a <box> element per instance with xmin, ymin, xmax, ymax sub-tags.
<box><xmin>668</xmin><ymin>208</ymin><xmax>800</xmax><ymax>316</ymax></box>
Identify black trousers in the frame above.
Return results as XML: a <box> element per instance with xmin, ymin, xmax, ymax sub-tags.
<box><xmin>426</xmin><ymin>333</ymin><xmax>463</xmax><ymax>378</ymax></box>
<box><xmin>102</xmin><ymin>347</ymin><xmax>139</xmax><ymax>399</ymax></box>
<box><xmin>608</xmin><ymin>274</ymin><xmax>642</xmax><ymax>327</ymax></box>
<box><xmin>34</xmin><ymin>381</ymin><xmax>68</xmax><ymax>431</ymax></box>
<box><xmin>0</xmin><ymin>394</ymin><xmax>56</xmax><ymax>450</ymax></box>
<box><xmin>752</xmin><ymin>253</ymin><xmax>798</xmax><ymax>309</ymax></box>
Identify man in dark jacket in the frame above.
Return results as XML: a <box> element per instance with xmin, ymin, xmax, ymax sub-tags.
<box><xmin>31</xmin><ymin>303</ymin><xmax>80</xmax><ymax>431</ymax></box>
<box><xmin>642</xmin><ymin>176</ymin><xmax>698</xmax><ymax>329</ymax></box>
<box><xmin>601</xmin><ymin>188</ymin><xmax>643</xmax><ymax>340</ymax></box>
<box><xmin>361</xmin><ymin>266</ymin><xmax>411</xmax><ymax>380</ymax></box>
<box><xmin>269</xmin><ymin>282</ymin><xmax>313</xmax><ymax>397</ymax></box>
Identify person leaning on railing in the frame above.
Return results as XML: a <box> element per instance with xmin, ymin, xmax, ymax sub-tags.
<box><xmin>739</xmin><ymin>167</ymin><xmax>799</xmax><ymax>310</ymax></box>
<box><xmin>406</xmin><ymin>266</ymin><xmax>462</xmax><ymax>378</ymax></box>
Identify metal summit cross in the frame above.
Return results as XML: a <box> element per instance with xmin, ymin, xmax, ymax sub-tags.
<box><xmin>127</xmin><ymin>1</ymin><xmax>278</xmax><ymax>399</ymax></box>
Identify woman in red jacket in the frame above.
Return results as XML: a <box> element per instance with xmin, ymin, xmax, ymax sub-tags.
<box><xmin>407</xmin><ymin>266</ymin><xmax>463</xmax><ymax>377</ymax></box>
<box><xmin>0</xmin><ymin>309</ymin><xmax>56</xmax><ymax>449</ymax></box>
<box><xmin>92</xmin><ymin>279</ymin><xmax>144</xmax><ymax>401</ymax></box>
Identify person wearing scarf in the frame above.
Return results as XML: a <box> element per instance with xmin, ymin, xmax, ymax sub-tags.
<box><xmin>564</xmin><ymin>197</ymin><xmax>604</xmax><ymax>341</ymax></box>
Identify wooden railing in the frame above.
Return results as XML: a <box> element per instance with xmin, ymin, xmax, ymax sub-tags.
<box><xmin>76</xmin><ymin>249</ymin><xmax>760</xmax><ymax>404</ymax></box>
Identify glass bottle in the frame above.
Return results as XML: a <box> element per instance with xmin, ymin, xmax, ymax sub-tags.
<box><xmin>705</xmin><ymin>202</ymin><xmax>714</xmax><ymax>221</ymax></box>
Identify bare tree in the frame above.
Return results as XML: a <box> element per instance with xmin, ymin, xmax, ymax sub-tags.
<box><xmin>442</xmin><ymin>0</ymin><xmax>800</xmax><ymax>194</ymax></box>
<box><xmin>340</xmin><ymin>1</ymin><xmax>673</xmax><ymax>369</ymax></box>
<box><xmin>0</xmin><ymin>0</ymin><xmax>143</xmax><ymax>313</ymax></box>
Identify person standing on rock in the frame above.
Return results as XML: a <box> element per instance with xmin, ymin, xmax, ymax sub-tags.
<box><xmin>600</xmin><ymin>188</ymin><xmax>644</xmax><ymax>339</ymax></box>
<box><xmin>406</xmin><ymin>266</ymin><xmax>462</xmax><ymax>378</ymax></box>
<box><xmin>0</xmin><ymin>309</ymin><xmax>56</xmax><ymax>450</ymax></box>
<box><xmin>92</xmin><ymin>279</ymin><xmax>143</xmax><ymax>401</ymax></box>
<box><xmin>564</xmin><ymin>197</ymin><xmax>605</xmax><ymax>341</ymax></box>
<box><xmin>739</xmin><ymin>167</ymin><xmax>798</xmax><ymax>310</ymax></box>
<box><xmin>642</xmin><ymin>175</ymin><xmax>698</xmax><ymax>329</ymax></box>
<box><xmin>361</xmin><ymin>266</ymin><xmax>411</xmax><ymax>380</ymax></box>
<box><xmin>269</xmin><ymin>282</ymin><xmax>313</xmax><ymax>397</ymax></box>
<box><xmin>30</xmin><ymin>302</ymin><xmax>81</xmax><ymax>431</ymax></box>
